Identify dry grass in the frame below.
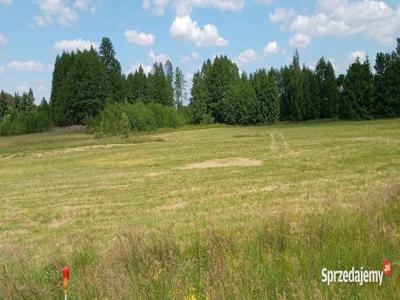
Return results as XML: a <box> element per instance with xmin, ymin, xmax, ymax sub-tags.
<box><xmin>182</xmin><ymin>158</ymin><xmax>263</xmax><ymax>169</ymax></box>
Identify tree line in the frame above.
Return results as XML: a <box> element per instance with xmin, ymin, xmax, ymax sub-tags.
<box><xmin>190</xmin><ymin>40</ymin><xmax>400</xmax><ymax>125</ymax></box>
<box><xmin>0</xmin><ymin>37</ymin><xmax>399</xmax><ymax>136</ymax></box>
<box><xmin>0</xmin><ymin>89</ymin><xmax>52</xmax><ymax>136</ymax></box>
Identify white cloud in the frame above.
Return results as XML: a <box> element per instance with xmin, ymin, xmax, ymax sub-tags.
<box><xmin>255</xmin><ymin>0</ymin><xmax>274</xmax><ymax>6</ymax></box>
<box><xmin>0</xmin><ymin>65</ymin><xmax>5</xmax><ymax>74</ymax></box>
<box><xmin>54</xmin><ymin>39</ymin><xmax>98</xmax><ymax>52</ymax></box>
<box><xmin>128</xmin><ymin>50</ymin><xmax>171</xmax><ymax>75</ymax></box>
<box><xmin>269</xmin><ymin>7</ymin><xmax>295</xmax><ymax>24</ymax></box>
<box><xmin>74</xmin><ymin>0</ymin><xmax>96</xmax><ymax>13</ymax></box>
<box><xmin>170</xmin><ymin>15</ymin><xmax>228</xmax><ymax>47</ymax></box>
<box><xmin>124</xmin><ymin>30</ymin><xmax>155</xmax><ymax>46</ymax></box>
<box><xmin>349</xmin><ymin>50</ymin><xmax>366</xmax><ymax>62</ymax></box>
<box><xmin>8</xmin><ymin>61</ymin><xmax>44</xmax><ymax>72</ymax></box>
<box><xmin>264</xmin><ymin>41</ymin><xmax>279</xmax><ymax>55</ymax></box>
<box><xmin>180</xmin><ymin>51</ymin><xmax>199</xmax><ymax>64</ymax></box>
<box><xmin>143</xmin><ymin>0</ymin><xmax>244</xmax><ymax>16</ymax></box>
<box><xmin>289</xmin><ymin>33</ymin><xmax>311</xmax><ymax>48</ymax></box>
<box><xmin>0</xmin><ymin>0</ymin><xmax>12</xmax><ymax>5</ymax></box>
<box><xmin>236</xmin><ymin>48</ymin><xmax>258</xmax><ymax>65</ymax></box>
<box><xmin>34</xmin><ymin>0</ymin><xmax>98</xmax><ymax>27</ymax></box>
<box><xmin>149</xmin><ymin>49</ymin><xmax>170</xmax><ymax>64</ymax></box>
<box><xmin>127</xmin><ymin>64</ymin><xmax>153</xmax><ymax>75</ymax></box>
<box><xmin>0</xmin><ymin>33</ymin><xmax>6</xmax><ymax>45</ymax></box>
<box><xmin>272</xmin><ymin>1</ymin><xmax>400</xmax><ymax>47</ymax></box>
<box><xmin>175</xmin><ymin>0</ymin><xmax>244</xmax><ymax>15</ymax></box>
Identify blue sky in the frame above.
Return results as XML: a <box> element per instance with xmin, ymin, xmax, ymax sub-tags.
<box><xmin>0</xmin><ymin>0</ymin><xmax>399</xmax><ymax>103</ymax></box>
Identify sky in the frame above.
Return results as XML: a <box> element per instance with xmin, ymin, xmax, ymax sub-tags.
<box><xmin>0</xmin><ymin>0</ymin><xmax>399</xmax><ymax>103</ymax></box>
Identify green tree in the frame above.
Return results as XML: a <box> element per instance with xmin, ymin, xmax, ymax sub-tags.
<box><xmin>340</xmin><ymin>58</ymin><xmax>374</xmax><ymax>119</ymax></box>
<box><xmin>205</xmin><ymin>56</ymin><xmax>240</xmax><ymax>123</ymax></box>
<box><xmin>50</xmin><ymin>48</ymin><xmax>107</xmax><ymax>125</ymax></box>
<box><xmin>315</xmin><ymin>57</ymin><xmax>339</xmax><ymax>118</ymax></box>
<box><xmin>99</xmin><ymin>37</ymin><xmax>124</xmax><ymax>101</ymax></box>
<box><xmin>126</xmin><ymin>66</ymin><xmax>149</xmax><ymax>103</ymax></box>
<box><xmin>190</xmin><ymin>71</ymin><xmax>211</xmax><ymax>124</ymax></box>
<box><xmin>280</xmin><ymin>51</ymin><xmax>304</xmax><ymax>121</ymax></box>
<box><xmin>252</xmin><ymin>69</ymin><xmax>280</xmax><ymax>124</ymax></box>
<box><xmin>149</xmin><ymin>62</ymin><xmax>174</xmax><ymax>106</ymax></box>
<box><xmin>302</xmin><ymin>66</ymin><xmax>320</xmax><ymax>120</ymax></box>
<box><xmin>224</xmin><ymin>79</ymin><xmax>255</xmax><ymax>125</ymax></box>
<box><xmin>174</xmin><ymin>67</ymin><xmax>186</xmax><ymax>109</ymax></box>
<box><xmin>74</xmin><ymin>47</ymin><xmax>108</xmax><ymax>123</ymax></box>
<box><xmin>373</xmin><ymin>39</ymin><xmax>400</xmax><ymax>118</ymax></box>
<box><xmin>50</xmin><ymin>52</ymin><xmax>77</xmax><ymax>126</ymax></box>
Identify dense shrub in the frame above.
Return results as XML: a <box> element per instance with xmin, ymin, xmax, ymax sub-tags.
<box><xmin>90</xmin><ymin>102</ymin><xmax>185</xmax><ymax>136</ymax></box>
<box><xmin>0</xmin><ymin>111</ymin><xmax>53</xmax><ymax>136</ymax></box>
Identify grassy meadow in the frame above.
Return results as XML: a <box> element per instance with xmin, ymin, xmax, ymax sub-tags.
<box><xmin>0</xmin><ymin>119</ymin><xmax>400</xmax><ymax>299</ymax></box>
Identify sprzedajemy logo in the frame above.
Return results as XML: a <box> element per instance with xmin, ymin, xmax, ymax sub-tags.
<box><xmin>321</xmin><ymin>259</ymin><xmax>392</xmax><ymax>286</ymax></box>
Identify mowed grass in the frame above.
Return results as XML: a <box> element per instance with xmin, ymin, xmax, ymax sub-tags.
<box><xmin>0</xmin><ymin>119</ymin><xmax>400</xmax><ymax>299</ymax></box>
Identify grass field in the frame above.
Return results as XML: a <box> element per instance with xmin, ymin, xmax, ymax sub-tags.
<box><xmin>0</xmin><ymin>119</ymin><xmax>400</xmax><ymax>299</ymax></box>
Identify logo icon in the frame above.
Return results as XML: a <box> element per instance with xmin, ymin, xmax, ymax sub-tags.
<box><xmin>382</xmin><ymin>259</ymin><xmax>392</xmax><ymax>277</ymax></box>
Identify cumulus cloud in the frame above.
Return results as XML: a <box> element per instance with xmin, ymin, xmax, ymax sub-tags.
<box><xmin>264</xmin><ymin>41</ymin><xmax>279</xmax><ymax>55</ymax></box>
<box><xmin>125</xmin><ymin>30</ymin><xmax>155</xmax><ymax>46</ymax></box>
<box><xmin>289</xmin><ymin>33</ymin><xmax>311</xmax><ymax>48</ymax></box>
<box><xmin>0</xmin><ymin>33</ymin><xmax>6</xmax><ymax>45</ymax></box>
<box><xmin>74</xmin><ymin>0</ymin><xmax>97</xmax><ymax>13</ymax></box>
<box><xmin>236</xmin><ymin>48</ymin><xmax>258</xmax><ymax>65</ymax></box>
<box><xmin>269</xmin><ymin>7</ymin><xmax>295</xmax><ymax>24</ymax></box>
<box><xmin>53</xmin><ymin>39</ymin><xmax>98</xmax><ymax>52</ymax></box>
<box><xmin>170</xmin><ymin>15</ymin><xmax>228</xmax><ymax>47</ymax></box>
<box><xmin>8</xmin><ymin>61</ymin><xmax>44</xmax><ymax>72</ymax></box>
<box><xmin>349</xmin><ymin>50</ymin><xmax>366</xmax><ymax>63</ymax></box>
<box><xmin>143</xmin><ymin>0</ymin><xmax>244</xmax><ymax>16</ymax></box>
<box><xmin>149</xmin><ymin>49</ymin><xmax>170</xmax><ymax>64</ymax></box>
<box><xmin>272</xmin><ymin>0</ymin><xmax>400</xmax><ymax>47</ymax></box>
<box><xmin>34</xmin><ymin>0</ymin><xmax>98</xmax><ymax>27</ymax></box>
<box><xmin>0</xmin><ymin>0</ymin><xmax>12</xmax><ymax>5</ymax></box>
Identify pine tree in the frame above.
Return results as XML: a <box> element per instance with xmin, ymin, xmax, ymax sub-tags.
<box><xmin>302</xmin><ymin>66</ymin><xmax>319</xmax><ymax>120</ymax></box>
<box><xmin>25</xmin><ymin>88</ymin><xmax>36</xmax><ymax>112</ymax></box>
<box><xmin>205</xmin><ymin>56</ymin><xmax>240</xmax><ymax>123</ymax></box>
<box><xmin>99</xmin><ymin>37</ymin><xmax>124</xmax><ymax>102</ymax></box>
<box><xmin>127</xmin><ymin>66</ymin><xmax>149</xmax><ymax>103</ymax></box>
<box><xmin>280</xmin><ymin>51</ymin><xmax>304</xmax><ymax>121</ymax></box>
<box><xmin>340</xmin><ymin>58</ymin><xmax>374</xmax><ymax>119</ymax></box>
<box><xmin>224</xmin><ymin>78</ymin><xmax>255</xmax><ymax>125</ymax></box>
<box><xmin>50</xmin><ymin>52</ymin><xmax>77</xmax><ymax>126</ymax></box>
<box><xmin>252</xmin><ymin>69</ymin><xmax>280</xmax><ymax>124</ymax></box>
<box><xmin>190</xmin><ymin>71</ymin><xmax>210</xmax><ymax>124</ymax></box>
<box><xmin>149</xmin><ymin>62</ymin><xmax>174</xmax><ymax>106</ymax></box>
<box><xmin>74</xmin><ymin>47</ymin><xmax>108</xmax><ymax>124</ymax></box>
<box><xmin>315</xmin><ymin>57</ymin><xmax>339</xmax><ymax>119</ymax></box>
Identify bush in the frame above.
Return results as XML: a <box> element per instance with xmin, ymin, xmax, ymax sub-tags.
<box><xmin>91</xmin><ymin>102</ymin><xmax>186</xmax><ymax>136</ymax></box>
<box><xmin>0</xmin><ymin>110</ymin><xmax>53</xmax><ymax>136</ymax></box>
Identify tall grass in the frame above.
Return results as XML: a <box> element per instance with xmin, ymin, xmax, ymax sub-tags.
<box><xmin>1</xmin><ymin>184</ymin><xmax>399</xmax><ymax>299</ymax></box>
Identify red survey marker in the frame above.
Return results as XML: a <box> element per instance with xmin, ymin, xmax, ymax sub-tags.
<box><xmin>63</xmin><ymin>266</ymin><xmax>70</xmax><ymax>294</ymax></box>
